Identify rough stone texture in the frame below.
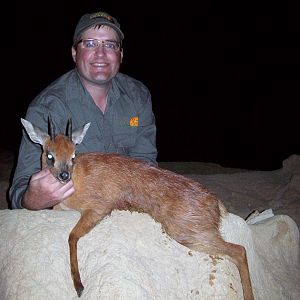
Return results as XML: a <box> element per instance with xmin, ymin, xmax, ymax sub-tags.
<box><xmin>0</xmin><ymin>209</ymin><xmax>299</xmax><ymax>300</ymax></box>
<box><xmin>187</xmin><ymin>154</ymin><xmax>300</xmax><ymax>233</ymax></box>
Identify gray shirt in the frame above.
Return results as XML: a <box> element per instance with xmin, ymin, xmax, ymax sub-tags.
<box><xmin>9</xmin><ymin>70</ymin><xmax>157</xmax><ymax>209</ymax></box>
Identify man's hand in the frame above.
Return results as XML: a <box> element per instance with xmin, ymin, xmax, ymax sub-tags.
<box><xmin>22</xmin><ymin>168</ymin><xmax>75</xmax><ymax>210</ymax></box>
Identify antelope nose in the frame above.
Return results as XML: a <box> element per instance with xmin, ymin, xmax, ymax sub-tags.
<box><xmin>59</xmin><ymin>171</ymin><xmax>70</xmax><ymax>182</ymax></box>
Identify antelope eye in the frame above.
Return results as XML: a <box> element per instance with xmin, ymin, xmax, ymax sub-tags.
<box><xmin>71</xmin><ymin>153</ymin><xmax>76</xmax><ymax>160</ymax></box>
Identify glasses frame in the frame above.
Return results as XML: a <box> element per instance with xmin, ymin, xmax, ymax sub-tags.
<box><xmin>77</xmin><ymin>39</ymin><xmax>121</xmax><ymax>52</ymax></box>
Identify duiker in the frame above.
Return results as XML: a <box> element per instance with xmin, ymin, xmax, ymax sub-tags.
<box><xmin>21</xmin><ymin>118</ymin><xmax>254</xmax><ymax>299</ymax></box>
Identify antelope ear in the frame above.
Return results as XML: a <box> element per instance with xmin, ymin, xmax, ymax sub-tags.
<box><xmin>72</xmin><ymin>123</ymin><xmax>91</xmax><ymax>145</ymax></box>
<box><xmin>21</xmin><ymin>118</ymin><xmax>50</xmax><ymax>146</ymax></box>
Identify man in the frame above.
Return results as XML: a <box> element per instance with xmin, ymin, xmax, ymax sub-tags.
<box><xmin>9</xmin><ymin>11</ymin><xmax>157</xmax><ymax>210</ymax></box>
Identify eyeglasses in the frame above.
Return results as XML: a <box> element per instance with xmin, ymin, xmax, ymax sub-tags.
<box><xmin>78</xmin><ymin>39</ymin><xmax>121</xmax><ymax>51</ymax></box>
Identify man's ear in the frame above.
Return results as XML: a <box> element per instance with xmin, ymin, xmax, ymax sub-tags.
<box><xmin>120</xmin><ymin>48</ymin><xmax>123</xmax><ymax>63</ymax></box>
<box><xmin>71</xmin><ymin>46</ymin><xmax>77</xmax><ymax>63</ymax></box>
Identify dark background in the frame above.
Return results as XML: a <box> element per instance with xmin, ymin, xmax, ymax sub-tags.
<box><xmin>2</xmin><ymin>2</ymin><xmax>300</xmax><ymax>170</ymax></box>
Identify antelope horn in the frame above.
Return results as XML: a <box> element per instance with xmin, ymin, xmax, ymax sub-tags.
<box><xmin>67</xmin><ymin>118</ymin><xmax>72</xmax><ymax>141</ymax></box>
<box><xmin>48</xmin><ymin>116</ymin><xmax>55</xmax><ymax>140</ymax></box>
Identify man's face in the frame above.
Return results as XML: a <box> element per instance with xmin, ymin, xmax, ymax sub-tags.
<box><xmin>72</xmin><ymin>25</ymin><xmax>123</xmax><ymax>86</ymax></box>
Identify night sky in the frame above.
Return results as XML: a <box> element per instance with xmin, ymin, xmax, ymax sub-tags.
<box><xmin>3</xmin><ymin>2</ymin><xmax>300</xmax><ymax>170</ymax></box>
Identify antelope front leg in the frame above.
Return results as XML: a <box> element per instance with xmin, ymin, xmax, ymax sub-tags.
<box><xmin>68</xmin><ymin>209</ymin><xmax>108</xmax><ymax>297</ymax></box>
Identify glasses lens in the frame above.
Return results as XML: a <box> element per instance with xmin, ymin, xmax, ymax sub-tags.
<box><xmin>104</xmin><ymin>41</ymin><xmax>120</xmax><ymax>51</ymax></box>
<box><xmin>82</xmin><ymin>40</ymin><xmax>97</xmax><ymax>48</ymax></box>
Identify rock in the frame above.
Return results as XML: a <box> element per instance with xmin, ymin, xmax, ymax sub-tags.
<box><xmin>0</xmin><ymin>209</ymin><xmax>299</xmax><ymax>299</ymax></box>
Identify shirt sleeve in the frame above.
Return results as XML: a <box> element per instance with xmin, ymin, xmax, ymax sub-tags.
<box><xmin>9</xmin><ymin>125</ymin><xmax>43</xmax><ymax>209</ymax></box>
<box><xmin>9</xmin><ymin>99</ymin><xmax>67</xmax><ymax>209</ymax></box>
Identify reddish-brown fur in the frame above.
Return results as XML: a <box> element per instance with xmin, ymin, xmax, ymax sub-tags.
<box><xmin>23</xmin><ymin>119</ymin><xmax>254</xmax><ymax>299</ymax></box>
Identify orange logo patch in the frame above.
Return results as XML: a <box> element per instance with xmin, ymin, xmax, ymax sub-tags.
<box><xmin>129</xmin><ymin>116</ymin><xmax>139</xmax><ymax>127</ymax></box>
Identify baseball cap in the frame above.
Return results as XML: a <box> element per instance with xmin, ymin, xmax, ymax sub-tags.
<box><xmin>73</xmin><ymin>11</ymin><xmax>124</xmax><ymax>45</ymax></box>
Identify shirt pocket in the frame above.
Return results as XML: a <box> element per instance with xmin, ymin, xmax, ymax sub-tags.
<box><xmin>112</xmin><ymin>125</ymin><xmax>137</xmax><ymax>154</ymax></box>
<box><xmin>112</xmin><ymin>106</ymin><xmax>139</xmax><ymax>152</ymax></box>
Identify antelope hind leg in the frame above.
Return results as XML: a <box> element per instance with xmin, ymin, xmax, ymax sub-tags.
<box><xmin>189</xmin><ymin>241</ymin><xmax>254</xmax><ymax>300</ymax></box>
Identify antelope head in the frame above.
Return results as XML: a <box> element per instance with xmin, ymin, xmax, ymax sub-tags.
<box><xmin>21</xmin><ymin>117</ymin><xmax>90</xmax><ymax>183</ymax></box>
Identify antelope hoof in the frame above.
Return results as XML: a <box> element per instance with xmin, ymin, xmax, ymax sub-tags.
<box><xmin>75</xmin><ymin>283</ymin><xmax>84</xmax><ymax>297</ymax></box>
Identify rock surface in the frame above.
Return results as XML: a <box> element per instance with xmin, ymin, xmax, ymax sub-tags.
<box><xmin>0</xmin><ymin>209</ymin><xmax>299</xmax><ymax>300</ymax></box>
